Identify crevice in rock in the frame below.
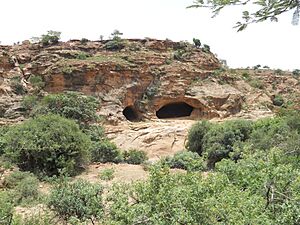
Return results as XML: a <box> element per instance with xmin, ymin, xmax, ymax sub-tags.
<box><xmin>156</xmin><ymin>102</ymin><xmax>194</xmax><ymax>119</ymax></box>
<box><xmin>123</xmin><ymin>106</ymin><xmax>140</xmax><ymax>122</ymax></box>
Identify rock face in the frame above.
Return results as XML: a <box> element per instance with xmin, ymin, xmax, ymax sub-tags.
<box><xmin>0</xmin><ymin>39</ymin><xmax>299</xmax><ymax>125</ymax></box>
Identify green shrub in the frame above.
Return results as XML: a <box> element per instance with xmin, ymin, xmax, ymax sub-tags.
<box><xmin>48</xmin><ymin>179</ymin><xmax>103</xmax><ymax>223</ymax></box>
<box><xmin>292</xmin><ymin>69</ymin><xmax>300</xmax><ymax>76</ymax></box>
<box><xmin>0</xmin><ymin>191</ymin><xmax>14</xmax><ymax>224</ymax></box>
<box><xmin>275</xmin><ymin>68</ymin><xmax>283</xmax><ymax>75</ymax></box>
<box><xmin>123</xmin><ymin>149</ymin><xmax>148</xmax><ymax>165</ymax></box>
<box><xmin>28</xmin><ymin>75</ymin><xmax>45</xmax><ymax>89</ymax></box>
<box><xmin>165</xmin><ymin>151</ymin><xmax>204</xmax><ymax>171</ymax></box>
<box><xmin>80</xmin><ymin>38</ymin><xmax>89</xmax><ymax>45</ymax></box>
<box><xmin>173</xmin><ymin>49</ymin><xmax>188</xmax><ymax>61</ymax></box>
<box><xmin>82</xmin><ymin>124</ymin><xmax>105</xmax><ymax>143</ymax></box>
<box><xmin>99</xmin><ymin>168</ymin><xmax>115</xmax><ymax>181</ymax></box>
<box><xmin>91</xmin><ymin>139</ymin><xmax>123</xmax><ymax>163</ymax></box>
<box><xmin>3</xmin><ymin>114</ymin><xmax>91</xmax><ymax>177</ymax></box>
<box><xmin>10</xmin><ymin>77</ymin><xmax>26</xmax><ymax>95</ymax></box>
<box><xmin>248</xmin><ymin>117</ymin><xmax>294</xmax><ymax>152</ymax></box>
<box><xmin>3</xmin><ymin>171</ymin><xmax>40</xmax><ymax>205</ymax></box>
<box><xmin>31</xmin><ymin>92</ymin><xmax>99</xmax><ymax>124</ymax></box>
<box><xmin>21</xmin><ymin>95</ymin><xmax>39</xmax><ymax>114</ymax></box>
<box><xmin>13</xmin><ymin>174</ymin><xmax>40</xmax><ymax>205</ymax></box>
<box><xmin>13</xmin><ymin>212</ymin><xmax>54</xmax><ymax>225</ymax></box>
<box><xmin>202</xmin><ymin>44</ymin><xmax>210</xmax><ymax>53</ymax></box>
<box><xmin>3</xmin><ymin>171</ymin><xmax>34</xmax><ymax>188</ymax></box>
<box><xmin>216</xmin><ymin>148</ymin><xmax>300</xmax><ymax>224</ymax></box>
<box><xmin>242</xmin><ymin>71</ymin><xmax>250</xmax><ymax>79</ymax></box>
<box><xmin>192</xmin><ymin>38</ymin><xmax>201</xmax><ymax>48</ymax></box>
<box><xmin>186</xmin><ymin>120</ymin><xmax>211</xmax><ymax>155</ymax></box>
<box><xmin>0</xmin><ymin>126</ymin><xmax>9</xmax><ymax>155</ymax></box>
<box><xmin>187</xmin><ymin>120</ymin><xmax>252</xmax><ymax>168</ymax></box>
<box><xmin>107</xmin><ymin>166</ymin><xmax>271</xmax><ymax>224</ymax></box>
<box><xmin>104</xmin><ymin>39</ymin><xmax>126</xmax><ymax>51</ymax></box>
<box><xmin>203</xmin><ymin>120</ymin><xmax>253</xmax><ymax>168</ymax></box>
<box><xmin>249</xmin><ymin>78</ymin><xmax>264</xmax><ymax>89</ymax></box>
<box><xmin>40</xmin><ymin>31</ymin><xmax>61</xmax><ymax>46</ymax></box>
<box><xmin>273</xmin><ymin>95</ymin><xmax>284</xmax><ymax>106</ymax></box>
<box><xmin>76</xmin><ymin>52</ymin><xmax>90</xmax><ymax>60</ymax></box>
<box><xmin>253</xmin><ymin>64</ymin><xmax>261</xmax><ymax>70</ymax></box>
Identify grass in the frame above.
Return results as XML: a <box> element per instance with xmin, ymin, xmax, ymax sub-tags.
<box><xmin>99</xmin><ymin>168</ymin><xmax>115</xmax><ymax>181</ymax></box>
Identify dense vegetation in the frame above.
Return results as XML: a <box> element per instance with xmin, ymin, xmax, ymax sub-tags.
<box><xmin>3</xmin><ymin>114</ymin><xmax>91</xmax><ymax>177</ymax></box>
<box><xmin>0</xmin><ymin>88</ymin><xmax>299</xmax><ymax>224</ymax></box>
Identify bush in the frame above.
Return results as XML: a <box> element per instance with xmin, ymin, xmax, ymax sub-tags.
<box><xmin>48</xmin><ymin>179</ymin><xmax>103</xmax><ymax>223</ymax></box>
<box><xmin>292</xmin><ymin>69</ymin><xmax>300</xmax><ymax>76</ymax></box>
<box><xmin>13</xmin><ymin>212</ymin><xmax>54</xmax><ymax>225</ymax></box>
<box><xmin>165</xmin><ymin>151</ymin><xmax>204</xmax><ymax>171</ymax></box>
<box><xmin>82</xmin><ymin>124</ymin><xmax>105</xmax><ymax>143</ymax></box>
<box><xmin>0</xmin><ymin>126</ymin><xmax>9</xmax><ymax>155</ymax></box>
<box><xmin>3</xmin><ymin>114</ymin><xmax>91</xmax><ymax>176</ymax></box>
<box><xmin>248</xmin><ymin>117</ymin><xmax>294</xmax><ymax>151</ymax></box>
<box><xmin>76</xmin><ymin>52</ymin><xmax>90</xmax><ymax>60</ymax></box>
<box><xmin>80</xmin><ymin>38</ymin><xmax>89</xmax><ymax>45</ymax></box>
<box><xmin>104</xmin><ymin>31</ymin><xmax>125</xmax><ymax>51</ymax></box>
<box><xmin>202</xmin><ymin>44</ymin><xmax>210</xmax><ymax>53</ymax></box>
<box><xmin>10</xmin><ymin>77</ymin><xmax>26</xmax><ymax>95</ymax></box>
<box><xmin>273</xmin><ymin>95</ymin><xmax>284</xmax><ymax>106</ymax></box>
<box><xmin>249</xmin><ymin>78</ymin><xmax>264</xmax><ymax>89</ymax></box>
<box><xmin>21</xmin><ymin>95</ymin><xmax>39</xmax><ymax>114</ymax></box>
<box><xmin>187</xmin><ymin>120</ymin><xmax>252</xmax><ymax>168</ymax></box>
<box><xmin>91</xmin><ymin>139</ymin><xmax>123</xmax><ymax>163</ymax></box>
<box><xmin>107</xmin><ymin>166</ymin><xmax>271</xmax><ymax>224</ymax></box>
<box><xmin>104</xmin><ymin>39</ymin><xmax>126</xmax><ymax>51</ymax></box>
<box><xmin>99</xmin><ymin>168</ymin><xmax>115</xmax><ymax>181</ymax></box>
<box><xmin>40</xmin><ymin>31</ymin><xmax>61</xmax><ymax>46</ymax></box>
<box><xmin>31</xmin><ymin>92</ymin><xmax>99</xmax><ymax>124</ymax></box>
<box><xmin>28</xmin><ymin>75</ymin><xmax>45</xmax><ymax>89</ymax></box>
<box><xmin>0</xmin><ymin>191</ymin><xmax>14</xmax><ymax>224</ymax></box>
<box><xmin>3</xmin><ymin>171</ymin><xmax>40</xmax><ymax>205</ymax></box>
<box><xmin>3</xmin><ymin>171</ymin><xmax>34</xmax><ymax>188</ymax></box>
<box><xmin>123</xmin><ymin>149</ymin><xmax>148</xmax><ymax>165</ymax></box>
<box><xmin>192</xmin><ymin>38</ymin><xmax>201</xmax><ymax>48</ymax></box>
<box><xmin>186</xmin><ymin>120</ymin><xmax>211</xmax><ymax>155</ymax></box>
<box><xmin>203</xmin><ymin>120</ymin><xmax>253</xmax><ymax>168</ymax></box>
<box><xmin>275</xmin><ymin>68</ymin><xmax>283</xmax><ymax>75</ymax></box>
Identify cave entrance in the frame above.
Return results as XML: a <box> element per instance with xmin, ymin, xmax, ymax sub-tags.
<box><xmin>156</xmin><ymin>102</ymin><xmax>194</xmax><ymax>119</ymax></box>
<box><xmin>123</xmin><ymin>106</ymin><xmax>140</xmax><ymax>122</ymax></box>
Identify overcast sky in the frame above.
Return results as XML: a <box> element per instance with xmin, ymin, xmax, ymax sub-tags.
<box><xmin>1</xmin><ymin>0</ymin><xmax>299</xmax><ymax>70</ymax></box>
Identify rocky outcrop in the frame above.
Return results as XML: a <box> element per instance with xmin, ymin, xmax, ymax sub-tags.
<box><xmin>0</xmin><ymin>39</ymin><xmax>299</xmax><ymax>125</ymax></box>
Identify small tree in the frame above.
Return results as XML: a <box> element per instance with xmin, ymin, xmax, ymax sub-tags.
<box><xmin>292</xmin><ymin>69</ymin><xmax>300</xmax><ymax>76</ymax></box>
<box><xmin>31</xmin><ymin>91</ymin><xmax>99</xmax><ymax>125</ymax></box>
<box><xmin>104</xmin><ymin>30</ymin><xmax>125</xmax><ymax>51</ymax></box>
<box><xmin>48</xmin><ymin>179</ymin><xmax>103</xmax><ymax>223</ymax></box>
<box><xmin>202</xmin><ymin>44</ymin><xmax>211</xmax><ymax>53</ymax></box>
<box><xmin>44</xmin><ymin>31</ymin><xmax>60</xmax><ymax>44</ymax></box>
<box><xmin>31</xmin><ymin>31</ymin><xmax>61</xmax><ymax>46</ymax></box>
<box><xmin>123</xmin><ymin>149</ymin><xmax>148</xmax><ymax>165</ymax></box>
<box><xmin>193</xmin><ymin>38</ymin><xmax>201</xmax><ymax>48</ymax></box>
<box><xmin>111</xmin><ymin>30</ymin><xmax>123</xmax><ymax>40</ymax></box>
<box><xmin>4</xmin><ymin>114</ymin><xmax>91</xmax><ymax>176</ymax></box>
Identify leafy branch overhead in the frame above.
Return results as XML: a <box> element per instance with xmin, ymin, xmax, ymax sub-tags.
<box><xmin>188</xmin><ymin>0</ymin><xmax>300</xmax><ymax>31</ymax></box>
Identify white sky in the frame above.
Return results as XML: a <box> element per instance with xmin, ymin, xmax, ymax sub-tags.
<box><xmin>1</xmin><ymin>0</ymin><xmax>299</xmax><ymax>70</ymax></box>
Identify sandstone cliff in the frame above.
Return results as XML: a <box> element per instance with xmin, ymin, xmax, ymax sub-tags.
<box><xmin>0</xmin><ymin>39</ymin><xmax>299</xmax><ymax>127</ymax></box>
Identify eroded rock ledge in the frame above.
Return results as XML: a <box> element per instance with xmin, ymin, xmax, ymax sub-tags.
<box><xmin>1</xmin><ymin>39</ymin><xmax>299</xmax><ymax>124</ymax></box>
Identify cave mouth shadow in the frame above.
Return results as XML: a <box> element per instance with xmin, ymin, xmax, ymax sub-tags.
<box><xmin>156</xmin><ymin>102</ymin><xmax>194</xmax><ymax>119</ymax></box>
<box><xmin>123</xmin><ymin>106</ymin><xmax>140</xmax><ymax>122</ymax></box>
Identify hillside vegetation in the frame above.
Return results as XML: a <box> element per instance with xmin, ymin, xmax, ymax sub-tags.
<box><xmin>0</xmin><ymin>34</ymin><xmax>300</xmax><ymax>224</ymax></box>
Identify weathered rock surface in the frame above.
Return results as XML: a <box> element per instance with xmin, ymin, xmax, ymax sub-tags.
<box><xmin>0</xmin><ymin>39</ymin><xmax>300</xmax><ymax>156</ymax></box>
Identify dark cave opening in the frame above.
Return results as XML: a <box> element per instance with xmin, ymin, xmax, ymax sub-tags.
<box><xmin>156</xmin><ymin>102</ymin><xmax>194</xmax><ymax>119</ymax></box>
<box><xmin>123</xmin><ymin>106</ymin><xmax>140</xmax><ymax>122</ymax></box>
